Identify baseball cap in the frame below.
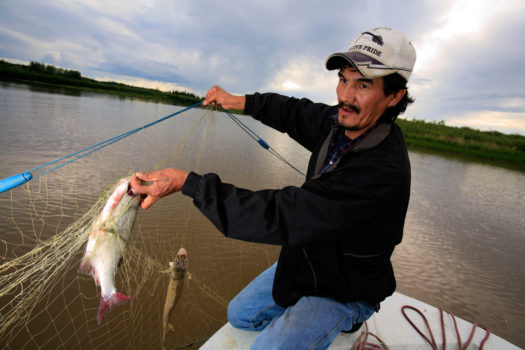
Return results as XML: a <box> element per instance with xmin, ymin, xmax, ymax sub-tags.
<box><xmin>325</xmin><ymin>27</ymin><xmax>416</xmax><ymax>82</ymax></box>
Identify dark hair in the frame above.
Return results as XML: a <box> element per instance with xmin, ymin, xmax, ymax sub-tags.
<box><xmin>381</xmin><ymin>73</ymin><xmax>414</xmax><ymax>122</ymax></box>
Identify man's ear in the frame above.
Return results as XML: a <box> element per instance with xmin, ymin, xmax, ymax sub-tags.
<box><xmin>387</xmin><ymin>89</ymin><xmax>406</xmax><ymax>108</ymax></box>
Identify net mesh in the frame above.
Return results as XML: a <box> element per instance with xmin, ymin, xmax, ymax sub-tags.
<box><xmin>0</xmin><ymin>107</ymin><xmax>306</xmax><ymax>350</ymax></box>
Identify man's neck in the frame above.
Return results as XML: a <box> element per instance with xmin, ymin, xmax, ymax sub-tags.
<box><xmin>344</xmin><ymin>122</ymin><xmax>381</xmax><ymax>140</ymax></box>
<box><xmin>344</xmin><ymin>128</ymin><xmax>367</xmax><ymax>140</ymax></box>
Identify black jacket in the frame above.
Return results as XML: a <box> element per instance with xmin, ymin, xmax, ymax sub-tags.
<box><xmin>182</xmin><ymin>92</ymin><xmax>411</xmax><ymax>306</ymax></box>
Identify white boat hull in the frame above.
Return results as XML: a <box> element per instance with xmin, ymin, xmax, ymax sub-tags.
<box><xmin>200</xmin><ymin>292</ymin><xmax>520</xmax><ymax>349</ymax></box>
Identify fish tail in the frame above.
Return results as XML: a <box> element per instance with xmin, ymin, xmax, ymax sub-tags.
<box><xmin>97</xmin><ymin>291</ymin><xmax>132</xmax><ymax>325</ymax></box>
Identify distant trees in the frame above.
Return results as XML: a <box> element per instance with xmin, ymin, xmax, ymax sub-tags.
<box><xmin>29</xmin><ymin>61</ymin><xmax>81</xmax><ymax>79</ymax></box>
<box><xmin>170</xmin><ymin>89</ymin><xmax>199</xmax><ymax>99</ymax></box>
<box><xmin>0</xmin><ymin>60</ymin><xmax>203</xmax><ymax>107</ymax></box>
<box><xmin>397</xmin><ymin>117</ymin><xmax>525</xmax><ymax>167</ymax></box>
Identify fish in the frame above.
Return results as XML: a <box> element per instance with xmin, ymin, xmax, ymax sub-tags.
<box><xmin>79</xmin><ymin>177</ymin><xmax>140</xmax><ymax>325</ymax></box>
<box><xmin>162</xmin><ymin>247</ymin><xmax>188</xmax><ymax>349</ymax></box>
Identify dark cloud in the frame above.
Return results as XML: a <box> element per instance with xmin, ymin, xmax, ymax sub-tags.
<box><xmin>1</xmin><ymin>0</ymin><xmax>524</xmax><ymax>134</ymax></box>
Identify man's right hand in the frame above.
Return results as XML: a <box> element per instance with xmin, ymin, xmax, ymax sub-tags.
<box><xmin>130</xmin><ymin>168</ymin><xmax>189</xmax><ymax>209</ymax></box>
<box><xmin>203</xmin><ymin>85</ymin><xmax>246</xmax><ymax>111</ymax></box>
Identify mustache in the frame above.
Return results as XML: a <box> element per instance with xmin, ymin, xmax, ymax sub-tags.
<box><xmin>337</xmin><ymin>102</ymin><xmax>360</xmax><ymax>114</ymax></box>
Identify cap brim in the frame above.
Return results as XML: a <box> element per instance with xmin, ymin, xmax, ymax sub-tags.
<box><xmin>326</xmin><ymin>53</ymin><xmax>359</xmax><ymax>71</ymax></box>
<box><xmin>325</xmin><ymin>51</ymin><xmax>395</xmax><ymax>79</ymax></box>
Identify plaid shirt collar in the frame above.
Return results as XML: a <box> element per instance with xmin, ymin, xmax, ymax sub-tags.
<box><xmin>321</xmin><ymin>114</ymin><xmax>378</xmax><ymax>173</ymax></box>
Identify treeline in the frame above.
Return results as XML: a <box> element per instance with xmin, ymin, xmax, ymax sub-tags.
<box><xmin>27</xmin><ymin>61</ymin><xmax>82</xmax><ymax>79</ymax></box>
<box><xmin>0</xmin><ymin>60</ymin><xmax>202</xmax><ymax>106</ymax></box>
<box><xmin>1</xmin><ymin>60</ymin><xmax>523</xmax><ymax>170</ymax></box>
<box><xmin>397</xmin><ymin>118</ymin><xmax>525</xmax><ymax>170</ymax></box>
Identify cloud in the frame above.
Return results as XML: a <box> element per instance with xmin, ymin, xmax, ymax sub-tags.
<box><xmin>411</xmin><ymin>0</ymin><xmax>525</xmax><ymax>90</ymax></box>
<box><xmin>0</xmin><ymin>23</ymin><xmax>103</xmax><ymax>68</ymax></box>
<box><xmin>413</xmin><ymin>0</ymin><xmax>501</xmax><ymax>75</ymax></box>
<box><xmin>262</xmin><ymin>56</ymin><xmax>336</xmax><ymax>103</ymax></box>
<box><xmin>406</xmin><ymin>0</ymin><xmax>525</xmax><ymax>134</ymax></box>
<box><xmin>1</xmin><ymin>0</ymin><xmax>525</xmax><ymax>134</ymax></box>
<box><xmin>445</xmin><ymin>110</ymin><xmax>525</xmax><ymax>135</ymax></box>
<box><xmin>94</xmin><ymin>74</ymin><xmax>197</xmax><ymax>94</ymax></box>
<box><xmin>95</xmin><ymin>17</ymin><xmax>141</xmax><ymax>42</ymax></box>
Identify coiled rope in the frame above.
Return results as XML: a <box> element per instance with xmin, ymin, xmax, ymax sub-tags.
<box><xmin>218</xmin><ymin>106</ymin><xmax>306</xmax><ymax>177</ymax></box>
<box><xmin>0</xmin><ymin>101</ymin><xmax>203</xmax><ymax>193</ymax></box>
<box><xmin>400</xmin><ymin>305</ymin><xmax>491</xmax><ymax>350</ymax></box>
<box><xmin>352</xmin><ymin>321</ymin><xmax>390</xmax><ymax>350</ymax></box>
<box><xmin>351</xmin><ymin>305</ymin><xmax>491</xmax><ymax>349</ymax></box>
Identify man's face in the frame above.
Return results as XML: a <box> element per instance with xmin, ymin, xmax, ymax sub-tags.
<box><xmin>336</xmin><ymin>67</ymin><xmax>399</xmax><ymax>139</ymax></box>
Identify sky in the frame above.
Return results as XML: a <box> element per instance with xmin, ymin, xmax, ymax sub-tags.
<box><xmin>1</xmin><ymin>0</ymin><xmax>524</xmax><ymax>135</ymax></box>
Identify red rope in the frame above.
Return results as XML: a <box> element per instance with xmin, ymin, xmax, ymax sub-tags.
<box><xmin>440</xmin><ymin>309</ymin><xmax>446</xmax><ymax>350</ymax></box>
<box><xmin>401</xmin><ymin>305</ymin><xmax>438</xmax><ymax>350</ymax></box>
<box><xmin>401</xmin><ymin>305</ymin><xmax>491</xmax><ymax>350</ymax></box>
<box><xmin>352</xmin><ymin>321</ymin><xmax>390</xmax><ymax>350</ymax></box>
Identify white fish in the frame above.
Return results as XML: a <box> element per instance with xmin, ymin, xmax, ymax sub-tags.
<box><xmin>162</xmin><ymin>247</ymin><xmax>188</xmax><ymax>349</ymax></box>
<box><xmin>79</xmin><ymin>177</ymin><xmax>140</xmax><ymax>325</ymax></box>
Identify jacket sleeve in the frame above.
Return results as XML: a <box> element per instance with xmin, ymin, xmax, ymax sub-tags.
<box><xmin>181</xmin><ymin>154</ymin><xmax>409</xmax><ymax>249</ymax></box>
<box><xmin>244</xmin><ymin>93</ymin><xmax>337</xmax><ymax>152</ymax></box>
<box><xmin>181</xmin><ymin>93</ymin><xmax>409</xmax><ymax>249</ymax></box>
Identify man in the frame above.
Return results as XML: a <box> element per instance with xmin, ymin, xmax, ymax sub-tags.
<box><xmin>131</xmin><ymin>27</ymin><xmax>416</xmax><ymax>349</ymax></box>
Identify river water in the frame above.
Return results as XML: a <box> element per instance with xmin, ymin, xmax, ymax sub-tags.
<box><xmin>0</xmin><ymin>82</ymin><xmax>524</xmax><ymax>348</ymax></box>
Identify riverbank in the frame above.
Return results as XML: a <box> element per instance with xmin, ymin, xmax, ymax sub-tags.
<box><xmin>0</xmin><ymin>60</ymin><xmax>202</xmax><ymax>106</ymax></box>
<box><xmin>1</xmin><ymin>60</ymin><xmax>523</xmax><ymax>171</ymax></box>
<box><xmin>397</xmin><ymin>118</ymin><xmax>525</xmax><ymax>171</ymax></box>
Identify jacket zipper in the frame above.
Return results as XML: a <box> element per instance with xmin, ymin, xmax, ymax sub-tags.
<box><xmin>302</xmin><ymin>248</ymin><xmax>317</xmax><ymax>290</ymax></box>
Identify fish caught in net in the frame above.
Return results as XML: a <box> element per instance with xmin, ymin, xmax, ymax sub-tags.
<box><xmin>0</xmin><ymin>104</ymin><xmax>305</xmax><ymax>349</ymax></box>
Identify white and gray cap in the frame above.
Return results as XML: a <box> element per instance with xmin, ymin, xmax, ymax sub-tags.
<box><xmin>326</xmin><ymin>27</ymin><xmax>416</xmax><ymax>82</ymax></box>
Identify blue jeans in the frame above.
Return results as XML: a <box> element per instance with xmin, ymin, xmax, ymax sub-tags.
<box><xmin>227</xmin><ymin>262</ymin><xmax>376</xmax><ymax>350</ymax></box>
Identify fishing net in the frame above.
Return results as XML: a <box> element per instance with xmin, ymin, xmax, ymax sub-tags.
<box><xmin>0</xmin><ymin>100</ymin><xmax>308</xmax><ymax>350</ymax></box>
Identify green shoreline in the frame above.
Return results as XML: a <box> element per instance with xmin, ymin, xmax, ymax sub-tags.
<box><xmin>1</xmin><ymin>60</ymin><xmax>524</xmax><ymax>171</ymax></box>
<box><xmin>396</xmin><ymin>119</ymin><xmax>524</xmax><ymax>171</ymax></box>
<box><xmin>0</xmin><ymin>60</ymin><xmax>203</xmax><ymax>106</ymax></box>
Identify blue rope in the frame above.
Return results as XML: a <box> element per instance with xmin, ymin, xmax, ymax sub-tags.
<box><xmin>1</xmin><ymin>100</ymin><xmax>305</xmax><ymax>193</ymax></box>
<box><xmin>0</xmin><ymin>101</ymin><xmax>203</xmax><ymax>193</ymax></box>
<box><xmin>218</xmin><ymin>106</ymin><xmax>306</xmax><ymax>177</ymax></box>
